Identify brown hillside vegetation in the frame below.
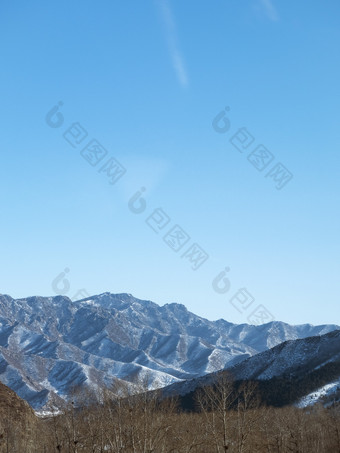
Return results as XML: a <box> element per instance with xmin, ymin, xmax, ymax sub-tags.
<box><xmin>0</xmin><ymin>381</ymin><xmax>37</xmax><ymax>452</ymax></box>
<box><xmin>1</xmin><ymin>376</ymin><xmax>340</xmax><ymax>452</ymax></box>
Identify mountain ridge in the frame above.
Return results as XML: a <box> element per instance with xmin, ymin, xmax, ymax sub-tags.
<box><xmin>0</xmin><ymin>292</ymin><xmax>338</xmax><ymax>409</ymax></box>
<box><xmin>160</xmin><ymin>329</ymin><xmax>340</xmax><ymax>408</ymax></box>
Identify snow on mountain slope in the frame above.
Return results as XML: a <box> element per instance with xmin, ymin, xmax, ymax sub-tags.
<box><xmin>227</xmin><ymin>329</ymin><xmax>340</xmax><ymax>380</ymax></box>
<box><xmin>296</xmin><ymin>377</ymin><xmax>340</xmax><ymax>408</ymax></box>
<box><xmin>0</xmin><ymin>293</ymin><xmax>338</xmax><ymax>409</ymax></box>
<box><xmin>161</xmin><ymin>330</ymin><xmax>340</xmax><ymax>406</ymax></box>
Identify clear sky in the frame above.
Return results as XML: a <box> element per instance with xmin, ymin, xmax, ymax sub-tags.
<box><xmin>1</xmin><ymin>0</ymin><xmax>339</xmax><ymax>326</ymax></box>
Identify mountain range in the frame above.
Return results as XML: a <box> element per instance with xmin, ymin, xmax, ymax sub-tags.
<box><xmin>0</xmin><ymin>292</ymin><xmax>338</xmax><ymax>410</ymax></box>
<box><xmin>161</xmin><ymin>329</ymin><xmax>340</xmax><ymax>409</ymax></box>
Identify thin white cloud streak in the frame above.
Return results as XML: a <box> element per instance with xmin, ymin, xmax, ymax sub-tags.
<box><xmin>158</xmin><ymin>0</ymin><xmax>189</xmax><ymax>87</ymax></box>
<box><xmin>260</xmin><ymin>0</ymin><xmax>279</xmax><ymax>21</ymax></box>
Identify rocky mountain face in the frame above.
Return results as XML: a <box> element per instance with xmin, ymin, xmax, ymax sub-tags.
<box><xmin>0</xmin><ymin>292</ymin><xmax>338</xmax><ymax>409</ymax></box>
<box><xmin>162</xmin><ymin>330</ymin><xmax>340</xmax><ymax>408</ymax></box>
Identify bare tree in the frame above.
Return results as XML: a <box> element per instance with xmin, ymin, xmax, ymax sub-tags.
<box><xmin>196</xmin><ymin>372</ymin><xmax>238</xmax><ymax>452</ymax></box>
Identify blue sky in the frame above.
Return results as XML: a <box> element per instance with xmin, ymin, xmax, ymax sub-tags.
<box><xmin>1</xmin><ymin>0</ymin><xmax>339</xmax><ymax>325</ymax></box>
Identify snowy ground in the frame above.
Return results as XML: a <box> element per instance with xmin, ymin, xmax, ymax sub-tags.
<box><xmin>296</xmin><ymin>377</ymin><xmax>340</xmax><ymax>408</ymax></box>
